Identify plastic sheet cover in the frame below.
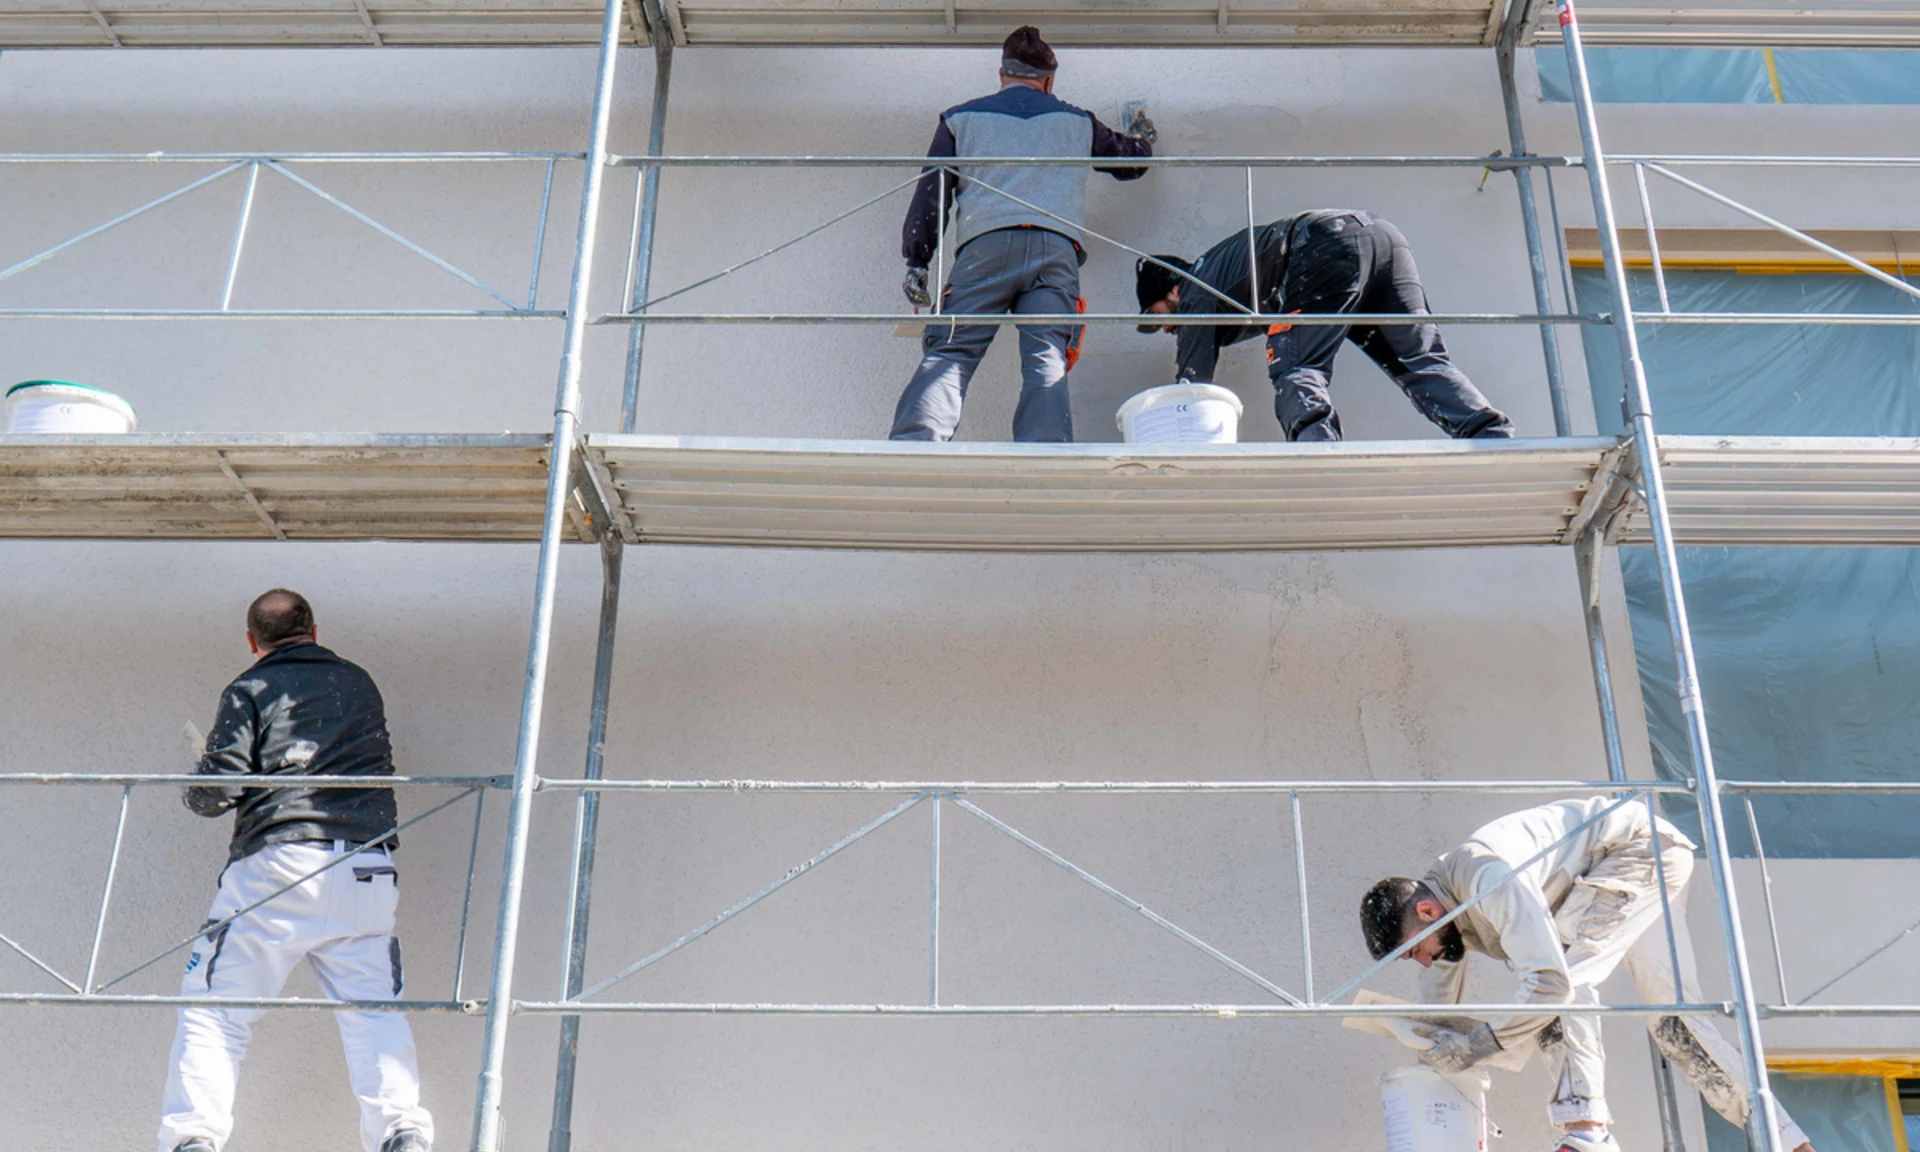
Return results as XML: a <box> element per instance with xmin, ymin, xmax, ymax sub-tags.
<box><xmin>1538</xmin><ymin>49</ymin><xmax>1920</xmax><ymax>104</ymax></box>
<box><xmin>1575</xmin><ymin>269</ymin><xmax>1920</xmax><ymax>858</ymax></box>
<box><xmin>1703</xmin><ymin>1073</ymin><xmax>1897</xmax><ymax>1152</ymax></box>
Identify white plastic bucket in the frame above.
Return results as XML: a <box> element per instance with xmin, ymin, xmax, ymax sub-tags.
<box><xmin>5</xmin><ymin>381</ymin><xmax>138</xmax><ymax>434</ymax></box>
<box><xmin>1380</xmin><ymin>1067</ymin><xmax>1488</xmax><ymax>1152</ymax></box>
<box><xmin>1115</xmin><ymin>382</ymin><xmax>1242</xmax><ymax>444</ymax></box>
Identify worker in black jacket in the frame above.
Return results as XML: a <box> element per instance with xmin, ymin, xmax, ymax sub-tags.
<box><xmin>158</xmin><ymin>590</ymin><xmax>432</xmax><ymax>1152</ymax></box>
<box><xmin>1135</xmin><ymin>210</ymin><xmax>1514</xmax><ymax>441</ymax></box>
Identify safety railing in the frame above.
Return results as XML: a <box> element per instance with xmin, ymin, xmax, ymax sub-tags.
<box><xmin>0</xmin><ymin>151</ymin><xmax>581</xmax><ymax>320</ymax></box>
<box><xmin>0</xmin><ymin>772</ymin><xmax>509</xmax><ymax>1013</ymax></box>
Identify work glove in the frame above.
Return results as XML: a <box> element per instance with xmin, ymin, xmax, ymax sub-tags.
<box><xmin>903</xmin><ymin>265</ymin><xmax>932</xmax><ymax>309</ymax></box>
<box><xmin>1126</xmin><ymin>108</ymin><xmax>1158</xmax><ymax>146</ymax></box>
<box><xmin>1418</xmin><ymin>1022</ymin><xmax>1502</xmax><ymax>1074</ymax></box>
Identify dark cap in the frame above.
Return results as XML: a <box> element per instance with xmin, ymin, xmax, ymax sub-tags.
<box><xmin>1134</xmin><ymin>255</ymin><xmax>1194</xmax><ymax>331</ymax></box>
<box><xmin>1001</xmin><ymin>26</ymin><xmax>1057</xmax><ymax>78</ymax></box>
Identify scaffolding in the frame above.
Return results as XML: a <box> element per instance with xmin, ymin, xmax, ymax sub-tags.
<box><xmin>3</xmin><ymin>1</ymin><xmax>1920</xmax><ymax>1150</ymax></box>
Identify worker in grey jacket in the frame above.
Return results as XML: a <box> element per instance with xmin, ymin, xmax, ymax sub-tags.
<box><xmin>890</xmin><ymin>25</ymin><xmax>1154</xmax><ymax>442</ymax></box>
<box><xmin>1136</xmin><ymin>210</ymin><xmax>1512</xmax><ymax>441</ymax></box>
<box><xmin>1360</xmin><ymin>798</ymin><xmax>1812</xmax><ymax>1152</ymax></box>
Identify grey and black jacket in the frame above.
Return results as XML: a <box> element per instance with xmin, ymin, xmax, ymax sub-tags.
<box><xmin>187</xmin><ymin>640</ymin><xmax>399</xmax><ymax>862</ymax></box>
<box><xmin>902</xmin><ymin>83</ymin><xmax>1151</xmax><ymax>268</ymax></box>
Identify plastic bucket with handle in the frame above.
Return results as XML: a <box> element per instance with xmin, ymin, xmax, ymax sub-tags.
<box><xmin>1380</xmin><ymin>1066</ymin><xmax>1489</xmax><ymax>1152</ymax></box>
<box><xmin>1115</xmin><ymin>382</ymin><xmax>1242</xmax><ymax>444</ymax></box>
<box><xmin>5</xmin><ymin>381</ymin><xmax>138</xmax><ymax>434</ymax></box>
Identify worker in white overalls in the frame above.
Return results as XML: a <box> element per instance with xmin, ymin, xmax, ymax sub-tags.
<box><xmin>1359</xmin><ymin>797</ymin><xmax>1813</xmax><ymax>1152</ymax></box>
<box><xmin>158</xmin><ymin>589</ymin><xmax>433</xmax><ymax>1152</ymax></box>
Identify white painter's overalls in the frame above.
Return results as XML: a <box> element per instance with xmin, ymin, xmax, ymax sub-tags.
<box><xmin>157</xmin><ymin>841</ymin><xmax>434</xmax><ymax>1152</ymax></box>
<box><xmin>1420</xmin><ymin>797</ymin><xmax>1808</xmax><ymax>1146</ymax></box>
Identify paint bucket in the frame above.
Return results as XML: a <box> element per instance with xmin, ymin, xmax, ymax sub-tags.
<box><xmin>5</xmin><ymin>381</ymin><xmax>138</xmax><ymax>434</ymax></box>
<box><xmin>1115</xmin><ymin>382</ymin><xmax>1242</xmax><ymax>444</ymax></box>
<box><xmin>1380</xmin><ymin>1067</ymin><xmax>1488</xmax><ymax>1152</ymax></box>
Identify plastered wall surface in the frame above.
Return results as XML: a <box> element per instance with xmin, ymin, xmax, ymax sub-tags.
<box><xmin>0</xmin><ymin>42</ymin><xmax>1914</xmax><ymax>1152</ymax></box>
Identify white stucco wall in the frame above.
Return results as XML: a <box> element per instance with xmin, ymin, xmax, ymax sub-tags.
<box><xmin>1</xmin><ymin>40</ymin><xmax>1916</xmax><ymax>1152</ymax></box>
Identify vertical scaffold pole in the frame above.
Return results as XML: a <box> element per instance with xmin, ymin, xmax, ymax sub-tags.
<box><xmin>619</xmin><ymin>6</ymin><xmax>676</xmax><ymax>432</ymax></box>
<box><xmin>550</xmin><ymin>17</ymin><xmax>671</xmax><ymax>1147</ymax></box>
<box><xmin>1555</xmin><ymin>5</ymin><xmax>1784</xmax><ymax>1151</ymax></box>
<box><xmin>469</xmin><ymin>0</ymin><xmax>627</xmax><ymax>1144</ymax></box>
<box><xmin>1495</xmin><ymin>2</ymin><xmax>1572</xmax><ymax>438</ymax></box>
<box><xmin>547</xmin><ymin>537</ymin><xmax>627</xmax><ymax>1152</ymax></box>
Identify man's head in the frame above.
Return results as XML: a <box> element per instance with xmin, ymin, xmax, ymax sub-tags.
<box><xmin>1360</xmin><ymin>877</ymin><xmax>1466</xmax><ymax>967</ymax></box>
<box><xmin>1135</xmin><ymin>255</ymin><xmax>1193</xmax><ymax>333</ymax></box>
<box><xmin>246</xmin><ymin>588</ymin><xmax>316</xmax><ymax>654</ymax></box>
<box><xmin>1000</xmin><ymin>26</ymin><xmax>1057</xmax><ymax>93</ymax></box>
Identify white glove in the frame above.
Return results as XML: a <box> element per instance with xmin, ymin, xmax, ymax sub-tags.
<box><xmin>1418</xmin><ymin>1023</ymin><xmax>1502</xmax><ymax>1074</ymax></box>
<box><xmin>903</xmin><ymin>266</ymin><xmax>931</xmax><ymax>308</ymax></box>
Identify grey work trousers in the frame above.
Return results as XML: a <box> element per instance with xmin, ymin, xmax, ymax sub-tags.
<box><xmin>1265</xmin><ymin>213</ymin><xmax>1513</xmax><ymax>442</ymax></box>
<box><xmin>890</xmin><ymin>227</ymin><xmax>1078</xmax><ymax>443</ymax></box>
<box><xmin>1542</xmin><ymin>832</ymin><xmax>1809</xmax><ymax>1149</ymax></box>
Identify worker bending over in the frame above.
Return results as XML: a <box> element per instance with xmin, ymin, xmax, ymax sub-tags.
<box><xmin>1359</xmin><ymin>798</ymin><xmax>1812</xmax><ymax>1152</ymax></box>
<box><xmin>159</xmin><ymin>590</ymin><xmax>433</xmax><ymax>1152</ymax></box>
<box><xmin>1136</xmin><ymin>210</ymin><xmax>1513</xmax><ymax>441</ymax></box>
<box><xmin>891</xmin><ymin>25</ymin><xmax>1155</xmax><ymax>442</ymax></box>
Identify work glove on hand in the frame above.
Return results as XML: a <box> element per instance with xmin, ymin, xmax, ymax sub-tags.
<box><xmin>1418</xmin><ymin>1023</ymin><xmax>1502</xmax><ymax>1074</ymax></box>
<box><xmin>903</xmin><ymin>265</ymin><xmax>932</xmax><ymax>309</ymax></box>
<box><xmin>1126</xmin><ymin>108</ymin><xmax>1158</xmax><ymax>146</ymax></box>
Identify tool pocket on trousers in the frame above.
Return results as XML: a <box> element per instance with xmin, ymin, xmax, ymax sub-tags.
<box><xmin>353</xmin><ymin>866</ymin><xmax>400</xmax><ymax>935</ymax></box>
<box><xmin>1555</xmin><ymin>880</ymin><xmax>1634</xmax><ymax>949</ymax></box>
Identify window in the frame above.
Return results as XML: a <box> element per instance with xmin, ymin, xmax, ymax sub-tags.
<box><xmin>1537</xmin><ymin>48</ymin><xmax>1920</xmax><ymax>104</ymax></box>
<box><xmin>1701</xmin><ymin>1070</ymin><xmax>1920</xmax><ymax>1152</ymax></box>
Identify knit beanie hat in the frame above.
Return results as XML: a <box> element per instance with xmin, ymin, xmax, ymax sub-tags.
<box><xmin>1135</xmin><ymin>255</ymin><xmax>1195</xmax><ymax>330</ymax></box>
<box><xmin>1001</xmin><ymin>26</ymin><xmax>1057</xmax><ymax>78</ymax></box>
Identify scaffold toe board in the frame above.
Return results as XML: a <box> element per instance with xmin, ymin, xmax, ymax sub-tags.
<box><xmin>1646</xmin><ymin>435</ymin><xmax>1920</xmax><ymax>548</ymax></box>
<box><xmin>590</xmin><ymin>434</ymin><xmax>1622</xmax><ymax>552</ymax></box>
<box><xmin>0</xmin><ymin>434</ymin><xmax>583</xmax><ymax>542</ymax></box>
<box><xmin>6</xmin><ymin>0</ymin><xmax>1912</xmax><ymax>47</ymax></box>
<box><xmin>0</xmin><ymin>0</ymin><xmax>649</xmax><ymax>47</ymax></box>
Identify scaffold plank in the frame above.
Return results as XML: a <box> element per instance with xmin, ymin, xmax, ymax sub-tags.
<box><xmin>0</xmin><ymin>434</ymin><xmax>580</xmax><ymax>541</ymax></box>
<box><xmin>1638</xmin><ymin>436</ymin><xmax>1920</xmax><ymax>548</ymax></box>
<box><xmin>592</xmin><ymin>435</ymin><xmax>1621</xmax><ymax>552</ymax></box>
<box><xmin>0</xmin><ymin>0</ymin><xmax>1910</xmax><ymax>47</ymax></box>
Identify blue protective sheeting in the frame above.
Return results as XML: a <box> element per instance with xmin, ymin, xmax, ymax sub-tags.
<box><xmin>1538</xmin><ymin>49</ymin><xmax>1920</xmax><ymax>104</ymax></box>
<box><xmin>1703</xmin><ymin>1074</ymin><xmax>1897</xmax><ymax>1152</ymax></box>
<box><xmin>1575</xmin><ymin>269</ymin><xmax>1920</xmax><ymax>858</ymax></box>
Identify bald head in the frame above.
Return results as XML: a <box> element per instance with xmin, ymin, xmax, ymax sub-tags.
<box><xmin>247</xmin><ymin>588</ymin><xmax>316</xmax><ymax>651</ymax></box>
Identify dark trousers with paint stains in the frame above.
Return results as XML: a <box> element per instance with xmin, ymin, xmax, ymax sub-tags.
<box><xmin>1265</xmin><ymin>213</ymin><xmax>1514</xmax><ymax>442</ymax></box>
<box><xmin>1544</xmin><ymin>831</ymin><xmax>1809</xmax><ymax>1148</ymax></box>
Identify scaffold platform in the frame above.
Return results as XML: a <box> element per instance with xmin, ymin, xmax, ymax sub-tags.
<box><xmin>6</xmin><ymin>433</ymin><xmax>1919</xmax><ymax>551</ymax></box>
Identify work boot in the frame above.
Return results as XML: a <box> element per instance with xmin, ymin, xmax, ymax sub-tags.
<box><xmin>172</xmin><ymin>1141</ymin><xmax>216</xmax><ymax>1152</ymax></box>
<box><xmin>1553</xmin><ymin>1130</ymin><xmax>1619</xmax><ymax>1152</ymax></box>
<box><xmin>381</xmin><ymin>1130</ymin><xmax>430</xmax><ymax>1152</ymax></box>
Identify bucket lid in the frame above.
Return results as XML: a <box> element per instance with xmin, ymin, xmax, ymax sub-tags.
<box><xmin>6</xmin><ymin>380</ymin><xmax>139</xmax><ymax>426</ymax></box>
<box><xmin>1117</xmin><ymin>381</ymin><xmax>1245</xmax><ymax>422</ymax></box>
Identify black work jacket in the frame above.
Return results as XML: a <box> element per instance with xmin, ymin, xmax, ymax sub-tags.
<box><xmin>187</xmin><ymin>641</ymin><xmax>399</xmax><ymax>862</ymax></box>
<box><xmin>1173</xmin><ymin>210</ymin><xmax>1352</xmax><ymax>384</ymax></box>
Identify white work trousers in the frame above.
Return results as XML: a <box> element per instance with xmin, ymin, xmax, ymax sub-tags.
<box><xmin>158</xmin><ymin>842</ymin><xmax>434</xmax><ymax>1152</ymax></box>
<box><xmin>1545</xmin><ymin>833</ymin><xmax>1807</xmax><ymax>1149</ymax></box>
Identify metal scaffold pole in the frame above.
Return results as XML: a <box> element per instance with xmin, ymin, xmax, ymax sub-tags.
<box><xmin>548</xmin><ymin>14</ymin><xmax>673</xmax><ymax>1147</ymax></box>
<box><xmin>1555</xmin><ymin>4</ymin><xmax>1784</xmax><ymax>1151</ymax></box>
<box><xmin>1495</xmin><ymin>0</ymin><xmax>1572</xmax><ymax>438</ymax></box>
<box><xmin>469</xmin><ymin>0</ymin><xmax>628</xmax><ymax>1144</ymax></box>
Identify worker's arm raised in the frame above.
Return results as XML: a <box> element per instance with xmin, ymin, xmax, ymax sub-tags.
<box><xmin>184</xmin><ymin>688</ymin><xmax>256</xmax><ymax>817</ymax></box>
<box><xmin>1090</xmin><ymin>110</ymin><xmax>1152</xmax><ymax>181</ymax></box>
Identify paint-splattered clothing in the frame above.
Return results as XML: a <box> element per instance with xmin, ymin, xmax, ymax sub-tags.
<box><xmin>1417</xmin><ymin>797</ymin><xmax>1809</xmax><ymax>1144</ymax></box>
